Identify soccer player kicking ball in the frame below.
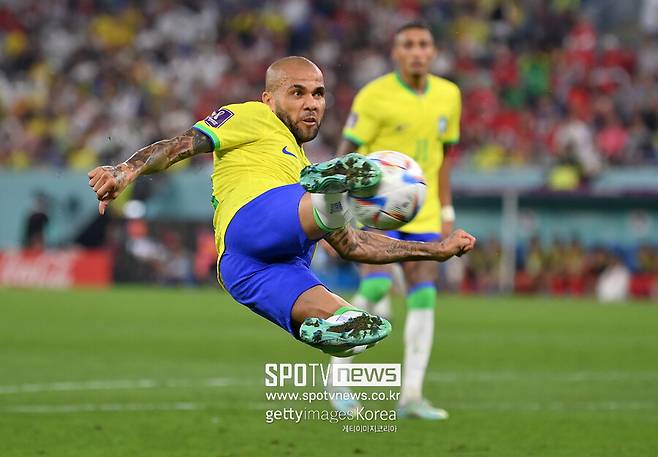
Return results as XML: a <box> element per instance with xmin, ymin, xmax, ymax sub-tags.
<box><xmin>331</xmin><ymin>22</ymin><xmax>462</xmax><ymax>419</ymax></box>
<box><xmin>87</xmin><ymin>56</ymin><xmax>475</xmax><ymax>358</ymax></box>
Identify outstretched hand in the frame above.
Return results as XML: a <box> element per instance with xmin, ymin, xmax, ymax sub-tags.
<box><xmin>87</xmin><ymin>165</ymin><xmax>130</xmax><ymax>215</ymax></box>
<box><xmin>439</xmin><ymin>229</ymin><xmax>477</xmax><ymax>259</ymax></box>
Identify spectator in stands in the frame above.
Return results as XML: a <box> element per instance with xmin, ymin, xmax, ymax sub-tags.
<box><xmin>23</xmin><ymin>192</ymin><xmax>49</xmax><ymax>250</ymax></box>
<box><xmin>1</xmin><ymin>0</ymin><xmax>658</xmax><ymax>171</ymax></box>
<box><xmin>122</xmin><ymin>219</ymin><xmax>166</xmax><ymax>282</ymax></box>
<box><xmin>516</xmin><ymin>235</ymin><xmax>548</xmax><ymax>294</ymax></box>
<box><xmin>464</xmin><ymin>238</ymin><xmax>501</xmax><ymax>294</ymax></box>
<box><xmin>632</xmin><ymin>244</ymin><xmax>658</xmax><ymax>298</ymax></box>
<box><xmin>596</xmin><ymin>254</ymin><xmax>631</xmax><ymax>302</ymax></box>
<box><xmin>159</xmin><ymin>231</ymin><xmax>194</xmax><ymax>286</ymax></box>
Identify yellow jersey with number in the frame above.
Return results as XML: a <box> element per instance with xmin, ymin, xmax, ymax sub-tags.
<box><xmin>193</xmin><ymin>101</ymin><xmax>311</xmax><ymax>259</ymax></box>
<box><xmin>342</xmin><ymin>72</ymin><xmax>461</xmax><ymax>234</ymax></box>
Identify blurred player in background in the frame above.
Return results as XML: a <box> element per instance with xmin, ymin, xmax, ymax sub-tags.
<box><xmin>330</xmin><ymin>22</ymin><xmax>461</xmax><ymax>420</ymax></box>
<box><xmin>87</xmin><ymin>56</ymin><xmax>475</xmax><ymax>358</ymax></box>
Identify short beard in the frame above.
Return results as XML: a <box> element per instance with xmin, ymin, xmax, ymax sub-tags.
<box><xmin>274</xmin><ymin>107</ymin><xmax>320</xmax><ymax>144</ymax></box>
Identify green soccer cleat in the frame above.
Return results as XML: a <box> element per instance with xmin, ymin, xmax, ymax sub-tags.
<box><xmin>299</xmin><ymin>153</ymin><xmax>382</xmax><ymax>197</ymax></box>
<box><xmin>396</xmin><ymin>399</ymin><xmax>449</xmax><ymax>420</ymax></box>
<box><xmin>317</xmin><ymin>342</ymin><xmax>377</xmax><ymax>358</ymax></box>
<box><xmin>299</xmin><ymin>311</ymin><xmax>392</xmax><ymax>354</ymax></box>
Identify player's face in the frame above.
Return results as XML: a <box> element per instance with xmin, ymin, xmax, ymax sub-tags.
<box><xmin>270</xmin><ymin>72</ymin><xmax>326</xmax><ymax>144</ymax></box>
<box><xmin>392</xmin><ymin>28</ymin><xmax>436</xmax><ymax>78</ymax></box>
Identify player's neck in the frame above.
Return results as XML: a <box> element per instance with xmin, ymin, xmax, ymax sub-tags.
<box><xmin>397</xmin><ymin>71</ymin><xmax>428</xmax><ymax>94</ymax></box>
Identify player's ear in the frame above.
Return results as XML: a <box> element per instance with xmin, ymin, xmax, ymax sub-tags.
<box><xmin>391</xmin><ymin>45</ymin><xmax>399</xmax><ymax>65</ymax></box>
<box><xmin>261</xmin><ymin>91</ymin><xmax>273</xmax><ymax>106</ymax></box>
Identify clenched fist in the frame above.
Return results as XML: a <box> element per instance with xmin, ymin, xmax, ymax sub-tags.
<box><xmin>438</xmin><ymin>229</ymin><xmax>476</xmax><ymax>260</ymax></box>
<box><xmin>87</xmin><ymin>164</ymin><xmax>131</xmax><ymax>215</ymax></box>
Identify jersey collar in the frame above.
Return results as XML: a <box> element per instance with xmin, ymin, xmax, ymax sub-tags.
<box><xmin>395</xmin><ymin>72</ymin><xmax>430</xmax><ymax>96</ymax></box>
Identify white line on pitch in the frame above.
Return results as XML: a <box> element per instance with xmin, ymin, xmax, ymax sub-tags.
<box><xmin>2</xmin><ymin>402</ymin><xmax>203</xmax><ymax>414</ymax></box>
<box><xmin>439</xmin><ymin>401</ymin><xmax>658</xmax><ymax>412</ymax></box>
<box><xmin>3</xmin><ymin>400</ymin><xmax>658</xmax><ymax>414</ymax></box>
<box><xmin>1</xmin><ymin>370</ymin><xmax>656</xmax><ymax>397</ymax></box>
<box><xmin>0</xmin><ymin>378</ymin><xmax>242</xmax><ymax>395</ymax></box>
<box><xmin>246</xmin><ymin>401</ymin><xmax>658</xmax><ymax>412</ymax></box>
<box><xmin>427</xmin><ymin>371</ymin><xmax>658</xmax><ymax>383</ymax></box>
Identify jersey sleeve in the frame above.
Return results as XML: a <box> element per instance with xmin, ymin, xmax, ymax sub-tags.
<box><xmin>192</xmin><ymin>104</ymin><xmax>258</xmax><ymax>153</ymax></box>
<box><xmin>342</xmin><ymin>88</ymin><xmax>381</xmax><ymax>147</ymax></box>
<box><xmin>442</xmin><ymin>87</ymin><xmax>461</xmax><ymax>145</ymax></box>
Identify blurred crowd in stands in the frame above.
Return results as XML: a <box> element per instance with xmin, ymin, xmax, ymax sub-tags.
<box><xmin>463</xmin><ymin>236</ymin><xmax>658</xmax><ymax>300</ymax></box>
<box><xmin>3</xmin><ymin>0</ymin><xmax>658</xmax><ymax>174</ymax></box>
<box><xmin>111</xmin><ymin>218</ymin><xmax>658</xmax><ymax>301</ymax></box>
<box><xmin>3</xmin><ymin>0</ymin><xmax>658</xmax><ymax>299</ymax></box>
<box><xmin>113</xmin><ymin>219</ymin><xmax>212</xmax><ymax>286</ymax></box>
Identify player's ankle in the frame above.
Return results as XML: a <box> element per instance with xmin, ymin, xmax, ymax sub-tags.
<box><xmin>310</xmin><ymin>192</ymin><xmax>352</xmax><ymax>232</ymax></box>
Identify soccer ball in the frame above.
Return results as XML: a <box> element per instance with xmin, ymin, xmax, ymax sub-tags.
<box><xmin>348</xmin><ymin>150</ymin><xmax>426</xmax><ymax>230</ymax></box>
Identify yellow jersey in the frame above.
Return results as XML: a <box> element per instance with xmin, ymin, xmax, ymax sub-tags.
<box><xmin>193</xmin><ymin>101</ymin><xmax>312</xmax><ymax>260</ymax></box>
<box><xmin>342</xmin><ymin>72</ymin><xmax>461</xmax><ymax>233</ymax></box>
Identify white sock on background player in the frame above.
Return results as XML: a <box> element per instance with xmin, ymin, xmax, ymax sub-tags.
<box><xmin>327</xmin><ymin>351</ymin><xmax>354</xmax><ymax>388</ymax></box>
<box><xmin>400</xmin><ymin>308</ymin><xmax>434</xmax><ymax>405</ymax></box>
<box><xmin>349</xmin><ymin>293</ymin><xmax>369</xmax><ymax>312</ymax></box>
<box><xmin>352</xmin><ymin>293</ymin><xmax>392</xmax><ymax>321</ymax></box>
<box><xmin>371</xmin><ymin>295</ymin><xmax>392</xmax><ymax>321</ymax></box>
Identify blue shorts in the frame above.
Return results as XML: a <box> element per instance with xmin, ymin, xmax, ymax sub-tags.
<box><xmin>219</xmin><ymin>184</ymin><xmax>322</xmax><ymax>337</ymax></box>
<box><xmin>362</xmin><ymin>226</ymin><xmax>440</xmax><ymax>243</ymax></box>
<box><xmin>383</xmin><ymin>230</ymin><xmax>440</xmax><ymax>243</ymax></box>
<box><xmin>361</xmin><ymin>229</ymin><xmax>440</xmax><ymax>290</ymax></box>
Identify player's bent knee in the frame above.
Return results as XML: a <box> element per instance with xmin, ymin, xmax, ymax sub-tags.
<box><xmin>358</xmin><ymin>274</ymin><xmax>393</xmax><ymax>304</ymax></box>
<box><xmin>406</xmin><ymin>282</ymin><xmax>437</xmax><ymax>309</ymax></box>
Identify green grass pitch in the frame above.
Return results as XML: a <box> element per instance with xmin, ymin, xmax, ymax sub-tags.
<box><xmin>1</xmin><ymin>287</ymin><xmax>657</xmax><ymax>457</ymax></box>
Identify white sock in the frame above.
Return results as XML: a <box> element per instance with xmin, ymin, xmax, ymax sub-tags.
<box><xmin>327</xmin><ymin>354</ymin><xmax>353</xmax><ymax>390</ymax></box>
<box><xmin>353</xmin><ymin>291</ymin><xmax>391</xmax><ymax>319</ymax></box>
<box><xmin>353</xmin><ymin>292</ymin><xmax>392</xmax><ymax>315</ymax></box>
<box><xmin>400</xmin><ymin>308</ymin><xmax>434</xmax><ymax>405</ymax></box>
<box><xmin>372</xmin><ymin>295</ymin><xmax>392</xmax><ymax>320</ymax></box>
<box><xmin>350</xmin><ymin>293</ymin><xmax>371</xmax><ymax>312</ymax></box>
<box><xmin>310</xmin><ymin>192</ymin><xmax>353</xmax><ymax>231</ymax></box>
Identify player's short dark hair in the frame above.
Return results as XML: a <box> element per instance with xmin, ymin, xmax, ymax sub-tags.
<box><xmin>395</xmin><ymin>20</ymin><xmax>433</xmax><ymax>38</ymax></box>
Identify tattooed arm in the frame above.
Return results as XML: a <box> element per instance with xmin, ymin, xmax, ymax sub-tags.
<box><xmin>88</xmin><ymin>128</ymin><xmax>213</xmax><ymax>214</ymax></box>
<box><xmin>325</xmin><ymin>226</ymin><xmax>476</xmax><ymax>264</ymax></box>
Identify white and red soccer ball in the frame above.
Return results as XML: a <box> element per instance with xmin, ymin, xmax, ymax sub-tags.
<box><xmin>348</xmin><ymin>150</ymin><xmax>426</xmax><ymax>230</ymax></box>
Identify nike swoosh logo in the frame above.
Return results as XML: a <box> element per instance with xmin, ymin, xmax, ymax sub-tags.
<box><xmin>282</xmin><ymin>146</ymin><xmax>296</xmax><ymax>158</ymax></box>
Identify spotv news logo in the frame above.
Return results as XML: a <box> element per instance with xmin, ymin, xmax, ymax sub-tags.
<box><xmin>264</xmin><ymin>363</ymin><xmax>401</xmax><ymax>387</ymax></box>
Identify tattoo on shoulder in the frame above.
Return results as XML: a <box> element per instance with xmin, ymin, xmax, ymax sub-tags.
<box><xmin>184</xmin><ymin>128</ymin><xmax>213</xmax><ymax>154</ymax></box>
